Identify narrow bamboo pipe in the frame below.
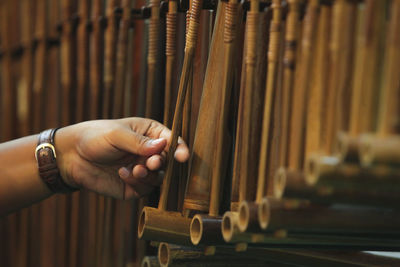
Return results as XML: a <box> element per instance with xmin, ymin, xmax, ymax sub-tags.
<box><xmin>279</xmin><ymin>0</ymin><xmax>300</xmax><ymax>167</ymax></box>
<box><xmin>145</xmin><ymin>0</ymin><xmax>160</xmax><ymax>118</ymax></box>
<box><xmin>222</xmin><ymin>211</ymin><xmax>253</xmax><ymax>243</ymax></box>
<box><xmin>158</xmin><ymin>243</ymin><xmax>203</xmax><ymax>267</ymax></box>
<box><xmin>288</xmin><ymin>0</ymin><xmax>319</xmax><ymax>171</ymax></box>
<box><xmin>257</xmin><ymin>197</ymin><xmax>400</xmax><ymax>234</ymax></box>
<box><xmin>103</xmin><ymin>0</ymin><xmax>121</xmax><ymax>119</ymax></box>
<box><xmin>139</xmin><ymin>0</ymin><xmax>203</xmax><ymax>245</ymax></box>
<box><xmin>163</xmin><ymin>0</ymin><xmax>178</xmax><ymax>127</ymax></box>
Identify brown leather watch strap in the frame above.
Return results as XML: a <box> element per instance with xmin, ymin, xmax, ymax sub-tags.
<box><xmin>36</xmin><ymin>128</ymin><xmax>77</xmax><ymax>193</ymax></box>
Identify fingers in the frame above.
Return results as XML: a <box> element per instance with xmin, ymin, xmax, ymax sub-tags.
<box><xmin>109</xmin><ymin>126</ymin><xmax>167</xmax><ymax>157</ymax></box>
<box><xmin>118</xmin><ymin>166</ymin><xmax>164</xmax><ymax>198</ymax></box>
<box><xmin>174</xmin><ymin>138</ymin><xmax>190</xmax><ymax>162</ymax></box>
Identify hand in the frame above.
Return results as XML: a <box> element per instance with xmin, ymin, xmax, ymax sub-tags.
<box><xmin>55</xmin><ymin>118</ymin><xmax>189</xmax><ymax>199</ymax></box>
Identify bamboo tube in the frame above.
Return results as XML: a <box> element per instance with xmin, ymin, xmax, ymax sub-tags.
<box><xmin>304</xmin><ymin>2</ymin><xmax>331</xmax><ymax>159</ymax></box>
<box><xmin>164</xmin><ymin>0</ymin><xmax>178</xmax><ymax>127</ymax></box>
<box><xmin>183</xmin><ymin>0</ymin><xmax>226</xmax><ymax>213</ymax></box>
<box><xmin>145</xmin><ymin>0</ymin><xmax>160</xmax><ymax>118</ymax></box>
<box><xmin>288</xmin><ymin>0</ymin><xmax>319</xmax><ymax>171</ymax></box>
<box><xmin>359</xmin><ymin>134</ymin><xmax>400</xmax><ymax>167</ymax></box>
<box><xmin>258</xmin><ymin>197</ymin><xmax>400</xmax><ymax>234</ymax></box>
<box><xmin>377</xmin><ymin>0</ymin><xmax>400</xmax><ymax>135</ymax></box>
<box><xmin>222</xmin><ymin>211</ymin><xmax>253</xmax><ymax>243</ymax></box>
<box><xmin>142</xmin><ymin>256</ymin><xmax>161</xmax><ymax>267</ymax></box>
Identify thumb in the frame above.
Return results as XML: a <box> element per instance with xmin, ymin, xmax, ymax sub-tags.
<box><xmin>109</xmin><ymin>127</ymin><xmax>167</xmax><ymax>156</ymax></box>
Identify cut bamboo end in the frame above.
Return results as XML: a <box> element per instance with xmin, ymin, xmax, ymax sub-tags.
<box><xmin>305</xmin><ymin>154</ymin><xmax>340</xmax><ymax>185</ymax></box>
<box><xmin>222</xmin><ymin>211</ymin><xmax>238</xmax><ymax>242</ymax></box>
<box><xmin>359</xmin><ymin>134</ymin><xmax>400</xmax><ymax>167</ymax></box>
<box><xmin>336</xmin><ymin>132</ymin><xmax>360</xmax><ymax>163</ymax></box>
<box><xmin>138</xmin><ymin>207</ymin><xmax>192</xmax><ymax>245</ymax></box>
<box><xmin>274</xmin><ymin>167</ymin><xmax>287</xmax><ymax>198</ymax></box>
<box><xmin>258</xmin><ymin>198</ymin><xmax>270</xmax><ymax>230</ymax></box>
<box><xmin>158</xmin><ymin>243</ymin><xmax>169</xmax><ymax>267</ymax></box>
<box><xmin>142</xmin><ymin>256</ymin><xmax>160</xmax><ymax>267</ymax></box>
<box><xmin>190</xmin><ymin>214</ymin><xmax>224</xmax><ymax>245</ymax></box>
<box><xmin>237</xmin><ymin>201</ymin><xmax>259</xmax><ymax>233</ymax></box>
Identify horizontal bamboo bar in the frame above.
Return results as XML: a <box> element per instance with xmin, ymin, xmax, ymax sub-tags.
<box><xmin>142</xmin><ymin>256</ymin><xmax>161</xmax><ymax>267</ymax></box>
<box><xmin>138</xmin><ymin>207</ymin><xmax>192</xmax><ymax>246</ymax></box>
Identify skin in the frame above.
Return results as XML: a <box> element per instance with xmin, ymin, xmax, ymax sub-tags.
<box><xmin>0</xmin><ymin>117</ymin><xmax>189</xmax><ymax>216</ymax></box>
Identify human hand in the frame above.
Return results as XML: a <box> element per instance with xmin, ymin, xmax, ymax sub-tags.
<box><xmin>54</xmin><ymin>118</ymin><xmax>189</xmax><ymax>199</ymax></box>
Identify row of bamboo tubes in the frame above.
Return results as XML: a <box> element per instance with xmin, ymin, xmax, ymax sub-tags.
<box><xmin>1</xmin><ymin>0</ymin><xmax>400</xmax><ymax>266</ymax></box>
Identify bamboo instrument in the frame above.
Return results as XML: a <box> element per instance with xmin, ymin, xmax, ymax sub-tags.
<box><xmin>139</xmin><ymin>0</ymin><xmax>203</xmax><ymax>245</ymax></box>
<box><xmin>238</xmin><ymin>0</ymin><xmax>285</xmax><ymax>234</ymax></box>
<box><xmin>279</xmin><ymin>0</ymin><xmax>300</xmax><ymax>167</ymax></box>
<box><xmin>359</xmin><ymin>134</ymin><xmax>400</xmax><ymax>167</ymax></box>
<box><xmin>183</xmin><ymin>0</ymin><xmax>227</xmax><ymax>213</ymax></box>
<box><xmin>164</xmin><ymin>0</ymin><xmax>178</xmax><ymax>127</ymax></box>
<box><xmin>145</xmin><ymin>0</ymin><xmax>160</xmax><ymax>118</ymax></box>
<box><xmin>190</xmin><ymin>0</ymin><xmax>239</xmax><ymax>246</ymax></box>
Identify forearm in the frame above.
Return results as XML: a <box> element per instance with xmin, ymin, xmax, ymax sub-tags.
<box><xmin>0</xmin><ymin>134</ymin><xmax>53</xmax><ymax>216</ymax></box>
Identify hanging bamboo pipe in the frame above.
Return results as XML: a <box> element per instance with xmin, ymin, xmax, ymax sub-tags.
<box><xmin>238</xmin><ymin>0</ymin><xmax>283</xmax><ymax>234</ymax></box>
<box><xmin>190</xmin><ymin>0</ymin><xmax>239</xmax><ymax>246</ymax></box>
<box><xmin>257</xmin><ymin>197</ymin><xmax>400</xmax><ymax>234</ymax></box>
<box><xmin>138</xmin><ymin>0</ymin><xmax>203</xmax><ymax>245</ymax></box>
<box><xmin>279</xmin><ymin>0</ymin><xmax>301</xmax><ymax>167</ymax></box>
<box><xmin>163</xmin><ymin>0</ymin><xmax>178</xmax><ymax>127</ymax></box>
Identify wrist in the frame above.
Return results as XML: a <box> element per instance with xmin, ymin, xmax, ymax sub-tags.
<box><xmin>54</xmin><ymin>126</ymin><xmax>80</xmax><ymax>189</ymax></box>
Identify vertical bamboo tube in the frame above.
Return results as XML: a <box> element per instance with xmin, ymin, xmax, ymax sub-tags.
<box><xmin>304</xmin><ymin>2</ymin><xmax>331</xmax><ymax>159</ymax></box>
<box><xmin>288</xmin><ymin>0</ymin><xmax>319</xmax><ymax>170</ymax></box>
<box><xmin>279</xmin><ymin>0</ymin><xmax>300</xmax><ymax>167</ymax></box>
<box><xmin>164</xmin><ymin>0</ymin><xmax>178</xmax><ymax>127</ymax></box>
<box><xmin>145</xmin><ymin>0</ymin><xmax>160</xmax><ymax>118</ymax></box>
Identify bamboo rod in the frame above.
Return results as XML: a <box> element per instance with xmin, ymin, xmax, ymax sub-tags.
<box><xmin>278</xmin><ymin>0</ymin><xmax>301</xmax><ymax>167</ymax></box>
<box><xmin>359</xmin><ymin>134</ymin><xmax>400</xmax><ymax>167</ymax></box>
<box><xmin>164</xmin><ymin>0</ymin><xmax>178</xmax><ymax>127</ymax></box>
<box><xmin>142</xmin><ymin>256</ymin><xmax>161</xmax><ymax>267</ymax></box>
<box><xmin>256</xmin><ymin>0</ymin><xmax>283</xmax><ymax>202</ymax></box>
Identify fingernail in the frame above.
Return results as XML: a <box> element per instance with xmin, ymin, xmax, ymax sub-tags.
<box><xmin>148</xmin><ymin>138</ymin><xmax>165</xmax><ymax>146</ymax></box>
<box><xmin>119</xmin><ymin>167</ymin><xmax>130</xmax><ymax>179</ymax></box>
<box><xmin>137</xmin><ymin>168</ymin><xmax>148</xmax><ymax>178</ymax></box>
